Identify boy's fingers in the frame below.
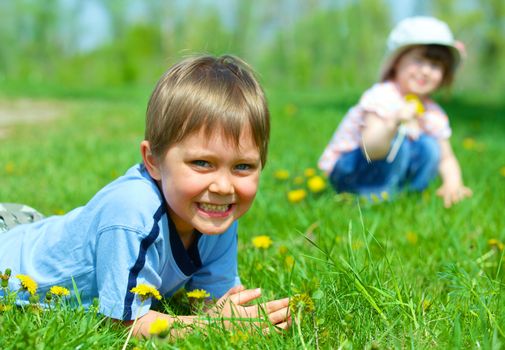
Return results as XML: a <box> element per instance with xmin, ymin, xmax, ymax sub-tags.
<box><xmin>274</xmin><ymin>320</ymin><xmax>291</xmax><ymax>331</ymax></box>
<box><xmin>266</xmin><ymin>306</ymin><xmax>291</xmax><ymax>325</ymax></box>
<box><xmin>262</xmin><ymin>297</ymin><xmax>290</xmax><ymax>314</ymax></box>
<box><xmin>225</xmin><ymin>285</ymin><xmax>245</xmax><ymax>297</ymax></box>
<box><xmin>229</xmin><ymin>288</ymin><xmax>262</xmax><ymax>306</ymax></box>
<box><xmin>214</xmin><ymin>285</ymin><xmax>246</xmax><ymax>313</ymax></box>
<box><xmin>262</xmin><ymin>320</ymin><xmax>291</xmax><ymax>335</ymax></box>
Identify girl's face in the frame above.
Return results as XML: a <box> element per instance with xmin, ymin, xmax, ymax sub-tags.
<box><xmin>394</xmin><ymin>47</ymin><xmax>445</xmax><ymax>97</ymax></box>
<box><xmin>144</xmin><ymin>126</ymin><xmax>261</xmax><ymax>239</ymax></box>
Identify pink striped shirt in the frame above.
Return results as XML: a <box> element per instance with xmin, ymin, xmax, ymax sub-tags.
<box><xmin>318</xmin><ymin>81</ymin><xmax>452</xmax><ymax>174</ymax></box>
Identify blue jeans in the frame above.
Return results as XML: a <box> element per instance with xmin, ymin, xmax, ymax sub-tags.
<box><xmin>329</xmin><ymin>134</ymin><xmax>440</xmax><ymax>197</ymax></box>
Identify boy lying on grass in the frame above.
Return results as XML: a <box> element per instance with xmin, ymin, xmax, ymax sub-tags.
<box><xmin>0</xmin><ymin>55</ymin><xmax>291</xmax><ymax>337</ymax></box>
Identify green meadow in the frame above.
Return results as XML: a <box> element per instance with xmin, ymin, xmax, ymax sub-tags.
<box><xmin>1</xmin><ymin>0</ymin><xmax>505</xmax><ymax>348</ymax></box>
<box><xmin>0</xmin><ymin>83</ymin><xmax>504</xmax><ymax>349</ymax></box>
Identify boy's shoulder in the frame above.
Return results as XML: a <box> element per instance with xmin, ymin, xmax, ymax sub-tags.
<box><xmin>87</xmin><ymin>164</ymin><xmax>165</xmax><ymax>231</ymax></box>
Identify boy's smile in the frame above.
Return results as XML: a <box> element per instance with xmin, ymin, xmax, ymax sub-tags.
<box><xmin>142</xmin><ymin>126</ymin><xmax>261</xmax><ymax>243</ymax></box>
<box><xmin>395</xmin><ymin>47</ymin><xmax>444</xmax><ymax>98</ymax></box>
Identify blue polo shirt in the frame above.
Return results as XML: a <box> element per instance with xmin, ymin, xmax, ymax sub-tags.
<box><xmin>0</xmin><ymin>164</ymin><xmax>240</xmax><ymax>320</ymax></box>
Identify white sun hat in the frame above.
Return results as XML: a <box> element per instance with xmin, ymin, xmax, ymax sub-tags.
<box><xmin>380</xmin><ymin>16</ymin><xmax>462</xmax><ymax>81</ymax></box>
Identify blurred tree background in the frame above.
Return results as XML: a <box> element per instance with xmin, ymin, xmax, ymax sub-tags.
<box><xmin>0</xmin><ymin>0</ymin><xmax>503</xmax><ymax>95</ymax></box>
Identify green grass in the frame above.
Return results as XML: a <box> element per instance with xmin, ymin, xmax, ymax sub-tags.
<box><xmin>1</xmin><ymin>85</ymin><xmax>504</xmax><ymax>349</ymax></box>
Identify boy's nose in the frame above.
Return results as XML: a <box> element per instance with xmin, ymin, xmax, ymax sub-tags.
<box><xmin>209</xmin><ymin>173</ymin><xmax>234</xmax><ymax>194</ymax></box>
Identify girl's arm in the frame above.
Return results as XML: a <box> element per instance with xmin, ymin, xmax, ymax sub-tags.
<box><xmin>436</xmin><ymin>139</ymin><xmax>472</xmax><ymax>207</ymax></box>
<box><xmin>361</xmin><ymin>102</ymin><xmax>418</xmax><ymax>160</ymax></box>
<box><xmin>361</xmin><ymin>113</ymin><xmax>398</xmax><ymax>160</ymax></box>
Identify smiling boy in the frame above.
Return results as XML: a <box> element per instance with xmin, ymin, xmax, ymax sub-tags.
<box><xmin>0</xmin><ymin>55</ymin><xmax>291</xmax><ymax>336</ymax></box>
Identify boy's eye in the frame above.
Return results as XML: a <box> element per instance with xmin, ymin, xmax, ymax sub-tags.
<box><xmin>192</xmin><ymin>160</ymin><xmax>210</xmax><ymax>168</ymax></box>
<box><xmin>235</xmin><ymin>163</ymin><xmax>252</xmax><ymax>171</ymax></box>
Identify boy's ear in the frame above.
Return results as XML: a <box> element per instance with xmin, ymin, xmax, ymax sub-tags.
<box><xmin>140</xmin><ymin>140</ymin><xmax>161</xmax><ymax>180</ymax></box>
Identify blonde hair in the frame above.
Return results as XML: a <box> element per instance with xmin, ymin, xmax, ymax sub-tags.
<box><xmin>145</xmin><ymin>55</ymin><xmax>270</xmax><ymax>166</ymax></box>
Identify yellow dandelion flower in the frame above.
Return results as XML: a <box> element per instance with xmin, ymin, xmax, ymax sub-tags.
<box><xmin>380</xmin><ymin>191</ymin><xmax>389</xmax><ymax>200</ymax></box>
<box><xmin>130</xmin><ymin>284</ymin><xmax>161</xmax><ymax>302</ymax></box>
<box><xmin>284</xmin><ymin>103</ymin><xmax>298</xmax><ymax>116</ymax></box>
<box><xmin>49</xmin><ymin>286</ymin><xmax>70</xmax><ymax>297</ymax></box>
<box><xmin>422</xmin><ymin>299</ymin><xmax>432</xmax><ymax>311</ymax></box>
<box><xmin>307</xmin><ymin>175</ymin><xmax>326</xmax><ymax>193</ymax></box>
<box><xmin>370</xmin><ymin>193</ymin><xmax>380</xmax><ymax>203</ymax></box>
<box><xmin>0</xmin><ymin>304</ymin><xmax>12</xmax><ymax>312</ymax></box>
<box><xmin>278</xmin><ymin>245</ymin><xmax>288</xmax><ymax>255</ymax></box>
<box><xmin>149</xmin><ymin>318</ymin><xmax>170</xmax><ymax>337</ymax></box>
<box><xmin>293</xmin><ymin>176</ymin><xmax>304</xmax><ymax>185</ymax></box>
<box><xmin>352</xmin><ymin>240</ymin><xmax>364</xmax><ymax>250</ymax></box>
<box><xmin>406</xmin><ymin>231</ymin><xmax>418</xmax><ymax>245</ymax></box>
<box><xmin>289</xmin><ymin>293</ymin><xmax>315</xmax><ymax>314</ymax></box>
<box><xmin>462</xmin><ymin>137</ymin><xmax>476</xmax><ymax>150</ymax></box>
<box><xmin>186</xmin><ymin>289</ymin><xmax>210</xmax><ymax>299</ymax></box>
<box><xmin>274</xmin><ymin>169</ymin><xmax>290</xmax><ymax>180</ymax></box>
<box><xmin>500</xmin><ymin>166</ymin><xmax>505</xmax><ymax>177</ymax></box>
<box><xmin>5</xmin><ymin>162</ymin><xmax>15</xmax><ymax>174</ymax></box>
<box><xmin>230</xmin><ymin>330</ymin><xmax>249</xmax><ymax>345</ymax></box>
<box><xmin>16</xmin><ymin>274</ymin><xmax>38</xmax><ymax>295</ymax></box>
<box><xmin>304</xmin><ymin>168</ymin><xmax>316</xmax><ymax>177</ymax></box>
<box><xmin>488</xmin><ymin>239</ymin><xmax>504</xmax><ymax>251</ymax></box>
<box><xmin>404</xmin><ymin>94</ymin><xmax>425</xmax><ymax>114</ymax></box>
<box><xmin>284</xmin><ymin>255</ymin><xmax>295</xmax><ymax>269</ymax></box>
<box><xmin>287</xmin><ymin>189</ymin><xmax>307</xmax><ymax>203</ymax></box>
<box><xmin>252</xmin><ymin>235</ymin><xmax>273</xmax><ymax>249</ymax></box>
<box><xmin>53</xmin><ymin>209</ymin><xmax>66</xmax><ymax>215</ymax></box>
<box><xmin>1</xmin><ymin>269</ymin><xmax>11</xmax><ymax>288</ymax></box>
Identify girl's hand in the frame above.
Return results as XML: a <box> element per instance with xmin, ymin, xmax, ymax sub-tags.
<box><xmin>206</xmin><ymin>285</ymin><xmax>291</xmax><ymax>332</ymax></box>
<box><xmin>436</xmin><ymin>183</ymin><xmax>473</xmax><ymax>208</ymax></box>
<box><xmin>394</xmin><ymin>100</ymin><xmax>419</xmax><ymax>125</ymax></box>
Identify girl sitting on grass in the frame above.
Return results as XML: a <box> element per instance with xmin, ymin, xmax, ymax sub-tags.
<box><xmin>319</xmin><ymin>16</ymin><xmax>472</xmax><ymax>207</ymax></box>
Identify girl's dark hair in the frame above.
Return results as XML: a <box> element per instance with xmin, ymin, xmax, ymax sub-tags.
<box><xmin>384</xmin><ymin>44</ymin><xmax>457</xmax><ymax>87</ymax></box>
<box><xmin>422</xmin><ymin>44</ymin><xmax>456</xmax><ymax>86</ymax></box>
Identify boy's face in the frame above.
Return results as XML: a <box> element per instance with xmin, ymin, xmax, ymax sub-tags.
<box><xmin>395</xmin><ymin>47</ymin><xmax>444</xmax><ymax>97</ymax></box>
<box><xmin>144</xmin><ymin>126</ymin><xmax>261</xmax><ymax>238</ymax></box>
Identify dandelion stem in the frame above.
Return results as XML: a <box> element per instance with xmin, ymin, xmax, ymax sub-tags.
<box><xmin>313</xmin><ymin>313</ymin><xmax>320</xmax><ymax>350</ymax></box>
<box><xmin>121</xmin><ymin>301</ymin><xmax>144</xmax><ymax>350</ymax></box>
<box><xmin>296</xmin><ymin>308</ymin><xmax>307</xmax><ymax>350</ymax></box>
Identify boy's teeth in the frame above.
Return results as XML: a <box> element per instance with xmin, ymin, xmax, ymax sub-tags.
<box><xmin>200</xmin><ymin>203</ymin><xmax>229</xmax><ymax>212</ymax></box>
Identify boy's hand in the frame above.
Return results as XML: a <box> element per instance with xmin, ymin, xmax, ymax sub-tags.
<box><xmin>207</xmin><ymin>285</ymin><xmax>291</xmax><ymax>332</ymax></box>
<box><xmin>436</xmin><ymin>183</ymin><xmax>473</xmax><ymax>208</ymax></box>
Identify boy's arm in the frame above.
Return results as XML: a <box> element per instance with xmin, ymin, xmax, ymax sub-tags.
<box><xmin>128</xmin><ymin>310</ymin><xmax>199</xmax><ymax>338</ymax></box>
<box><xmin>127</xmin><ymin>285</ymin><xmax>290</xmax><ymax>338</ymax></box>
<box><xmin>436</xmin><ymin>139</ymin><xmax>472</xmax><ymax>207</ymax></box>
